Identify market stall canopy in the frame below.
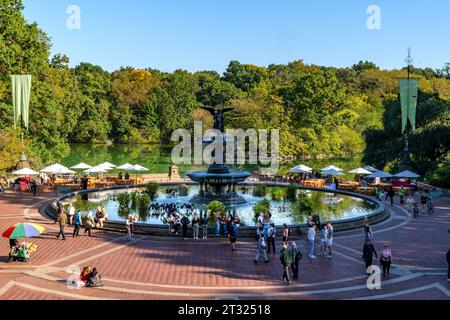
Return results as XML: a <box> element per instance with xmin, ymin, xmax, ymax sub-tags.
<box><xmin>71</xmin><ymin>163</ymin><xmax>92</xmax><ymax>170</ymax></box>
<box><xmin>362</xmin><ymin>166</ymin><xmax>378</xmax><ymax>173</ymax></box>
<box><xmin>40</xmin><ymin>163</ymin><xmax>68</xmax><ymax>173</ymax></box>
<box><xmin>84</xmin><ymin>166</ymin><xmax>108</xmax><ymax>174</ymax></box>
<box><xmin>348</xmin><ymin>168</ymin><xmax>373</xmax><ymax>175</ymax></box>
<box><xmin>320</xmin><ymin>169</ymin><xmax>344</xmax><ymax>176</ymax></box>
<box><xmin>366</xmin><ymin>171</ymin><xmax>393</xmax><ymax>179</ymax></box>
<box><xmin>393</xmin><ymin>170</ymin><xmax>421</xmax><ymax>178</ymax></box>
<box><xmin>117</xmin><ymin>163</ymin><xmax>134</xmax><ymax>170</ymax></box>
<box><xmin>52</xmin><ymin>168</ymin><xmax>76</xmax><ymax>175</ymax></box>
<box><xmin>321</xmin><ymin>165</ymin><xmax>343</xmax><ymax>172</ymax></box>
<box><xmin>290</xmin><ymin>165</ymin><xmax>313</xmax><ymax>174</ymax></box>
<box><xmin>12</xmin><ymin>168</ymin><xmax>39</xmax><ymax>176</ymax></box>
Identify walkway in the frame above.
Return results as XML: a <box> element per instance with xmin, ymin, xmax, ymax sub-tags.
<box><xmin>0</xmin><ymin>191</ymin><xmax>448</xmax><ymax>300</ymax></box>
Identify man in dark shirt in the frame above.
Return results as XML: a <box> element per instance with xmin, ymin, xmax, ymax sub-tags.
<box><xmin>362</xmin><ymin>240</ymin><xmax>378</xmax><ymax>274</ymax></box>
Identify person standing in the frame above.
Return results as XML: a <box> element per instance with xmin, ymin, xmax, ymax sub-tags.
<box><xmin>308</xmin><ymin>224</ymin><xmax>317</xmax><ymax>259</ymax></box>
<box><xmin>362</xmin><ymin>240</ymin><xmax>378</xmax><ymax>274</ymax></box>
<box><xmin>379</xmin><ymin>243</ymin><xmax>392</xmax><ymax>277</ymax></box>
<box><xmin>55</xmin><ymin>210</ymin><xmax>67</xmax><ymax>240</ymax></box>
<box><xmin>282</xmin><ymin>224</ymin><xmax>289</xmax><ymax>244</ymax></box>
<box><xmin>202</xmin><ymin>213</ymin><xmax>209</xmax><ymax>240</ymax></box>
<box><xmin>181</xmin><ymin>215</ymin><xmax>190</xmax><ymax>240</ymax></box>
<box><xmin>447</xmin><ymin>248</ymin><xmax>450</xmax><ymax>282</ymax></box>
<box><xmin>84</xmin><ymin>212</ymin><xmax>95</xmax><ymax>237</ymax></box>
<box><xmin>229</xmin><ymin>220</ymin><xmax>238</xmax><ymax>252</ymax></box>
<box><xmin>399</xmin><ymin>186</ymin><xmax>406</xmax><ymax>205</ymax></box>
<box><xmin>72</xmin><ymin>211</ymin><xmax>82</xmax><ymax>238</ymax></box>
<box><xmin>125</xmin><ymin>215</ymin><xmax>133</xmax><ymax>240</ymax></box>
<box><xmin>267</xmin><ymin>223</ymin><xmax>276</xmax><ymax>254</ymax></box>
<box><xmin>31</xmin><ymin>180</ymin><xmax>37</xmax><ymax>196</ymax></box>
<box><xmin>326</xmin><ymin>222</ymin><xmax>334</xmax><ymax>258</ymax></box>
<box><xmin>386</xmin><ymin>187</ymin><xmax>395</xmax><ymax>206</ymax></box>
<box><xmin>280</xmin><ymin>244</ymin><xmax>293</xmax><ymax>284</ymax></box>
<box><xmin>318</xmin><ymin>224</ymin><xmax>328</xmax><ymax>256</ymax></box>
<box><xmin>67</xmin><ymin>203</ymin><xmax>75</xmax><ymax>225</ymax></box>
<box><xmin>192</xmin><ymin>213</ymin><xmax>200</xmax><ymax>240</ymax></box>
<box><xmin>254</xmin><ymin>231</ymin><xmax>269</xmax><ymax>264</ymax></box>
<box><xmin>214</xmin><ymin>214</ymin><xmax>221</xmax><ymax>237</ymax></box>
<box><xmin>124</xmin><ymin>172</ymin><xmax>130</xmax><ymax>180</ymax></box>
<box><xmin>290</xmin><ymin>242</ymin><xmax>302</xmax><ymax>280</ymax></box>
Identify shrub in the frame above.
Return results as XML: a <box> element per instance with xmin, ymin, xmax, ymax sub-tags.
<box><xmin>291</xmin><ymin>192</ymin><xmax>313</xmax><ymax>217</ymax></box>
<box><xmin>286</xmin><ymin>184</ymin><xmax>298</xmax><ymax>202</ymax></box>
<box><xmin>271</xmin><ymin>187</ymin><xmax>285</xmax><ymax>201</ymax></box>
<box><xmin>137</xmin><ymin>193</ymin><xmax>151</xmax><ymax>217</ymax></box>
<box><xmin>207</xmin><ymin>200</ymin><xmax>226</xmax><ymax>218</ymax></box>
<box><xmin>253</xmin><ymin>184</ymin><xmax>267</xmax><ymax>197</ymax></box>
<box><xmin>253</xmin><ymin>198</ymin><xmax>271</xmax><ymax>223</ymax></box>
<box><xmin>145</xmin><ymin>182</ymin><xmax>160</xmax><ymax>201</ymax></box>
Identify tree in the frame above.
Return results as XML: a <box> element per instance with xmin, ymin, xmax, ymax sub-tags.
<box><xmin>223</xmin><ymin>61</ymin><xmax>268</xmax><ymax>92</ymax></box>
<box><xmin>352</xmin><ymin>61</ymin><xmax>379</xmax><ymax>74</ymax></box>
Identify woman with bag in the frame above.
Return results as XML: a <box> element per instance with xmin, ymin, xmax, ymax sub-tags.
<box><xmin>379</xmin><ymin>243</ymin><xmax>392</xmax><ymax>277</ymax></box>
<box><xmin>84</xmin><ymin>212</ymin><xmax>96</xmax><ymax>237</ymax></box>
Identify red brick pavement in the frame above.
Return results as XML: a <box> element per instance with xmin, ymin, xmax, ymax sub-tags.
<box><xmin>0</xmin><ymin>191</ymin><xmax>449</xmax><ymax>300</ymax></box>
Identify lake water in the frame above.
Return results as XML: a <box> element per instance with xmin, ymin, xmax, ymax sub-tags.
<box><xmin>60</xmin><ymin>144</ymin><xmax>364</xmax><ymax>177</ymax></box>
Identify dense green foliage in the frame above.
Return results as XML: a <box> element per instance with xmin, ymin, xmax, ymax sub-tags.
<box><xmin>207</xmin><ymin>200</ymin><xmax>226</xmax><ymax>218</ymax></box>
<box><xmin>0</xmin><ymin>1</ymin><xmax>449</xmax><ymax>185</ymax></box>
<box><xmin>253</xmin><ymin>198</ymin><xmax>271</xmax><ymax>223</ymax></box>
<box><xmin>252</xmin><ymin>184</ymin><xmax>268</xmax><ymax>197</ymax></box>
<box><xmin>291</xmin><ymin>192</ymin><xmax>314</xmax><ymax>216</ymax></box>
<box><xmin>285</xmin><ymin>184</ymin><xmax>298</xmax><ymax>202</ymax></box>
<box><xmin>145</xmin><ymin>182</ymin><xmax>159</xmax><ymax>201</ymax></box>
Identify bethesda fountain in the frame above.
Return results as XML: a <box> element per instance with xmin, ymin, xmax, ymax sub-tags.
<box><xmin>187</xmin><ymin>106</ymin><xmax>251</xmax><ymax>205</ymax></box>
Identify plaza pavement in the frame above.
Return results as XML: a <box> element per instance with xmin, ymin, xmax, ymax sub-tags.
<box><xmin>0</xmin><ymin>190</ymin><xmax>449</xmax><ymax>300</ymax></box>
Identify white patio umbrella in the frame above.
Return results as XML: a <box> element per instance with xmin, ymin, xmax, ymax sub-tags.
<box><xmin>393</xmin><ymin>170</ymin><xmax>421</xmax><ymax>178</ymax></box>
<box><xmin>12</xmin><ymin>168</ymin><xmax>39</xmax><ymax>176</ymax></box>
<box><xmin>117</xmin><ymin>163</ymin><xmax>134</xmax><ymax>170</ymax></box>
<box><xmin>363</xmin><ymin>166</ymin><xmax>378</xmax><ymax>173</ymax></box>
<box><xmin>128</xmin><ymin>165</ymin><xmax>149</xmax><ymax>180</ymax></box>
<box><xmin>290</xmin><ymin>164</ymin><xmax>313</xmax><ymax>174</ymax></box>
<box><xmin>71</xmin><ymin>163</ymin><xmax>92</xmax><ymax>170</ymax></box>
<box><xmin>321</xmin><ymin>165</ymin><xmax>343</xmax><ymax>172</ymax></box>
<box><xmin>52</xmin><ymin>168</ymin><xmax>77</xmax><ymax>175</ymax></box>
<box><xmin>98</xmin><ymin>162</ymin><xmax>117</xmax><ymax>169</ymax></box>
<box><xmin>320</xmin><ymin>169</ymin><xmax>345</xmax><ymax>176</ymax></box>
<box><xmin>40</xmin><ymin>163</ymin><xmax>68</xmax><ymax>173</ymax></box>
<box><xmin>348</xmin><ymin>168</ymin><xmax>373</xmax><ymax>175</ymax></box>
<box><xmin>84</xmin><ymin>166</ymin><xmax>108</xmax><ymax>174</ymax></box>
<box><xmin>366</xmin><ymin>171</ymin><xmax>392</xmax><ymax>179</ymax></box>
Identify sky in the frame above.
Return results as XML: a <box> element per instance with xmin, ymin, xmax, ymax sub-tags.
<box><xmin>22</xmin><ymin>0</ymin><xmax>450</xmax><ymax>74</ymax></box>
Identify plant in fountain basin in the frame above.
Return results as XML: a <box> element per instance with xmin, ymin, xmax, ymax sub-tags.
<box><xmin>145</xmin><ymin>182</ymin><xmax>159</xmax><ymax>201</ymax></box>
<box><xmin>253</xmin><ymin>198</ymin><xmax>271</xmax><ymax>224</ymax></box>
<box><xmin>207</xmin><ymin>200</ymin><xmax>226</xmax><ymax>220</ymax></box>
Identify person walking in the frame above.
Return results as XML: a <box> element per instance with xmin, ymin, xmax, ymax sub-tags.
<box><xmin>67</xmin><ymin>203</ymin><xmax>75</xmax><ymax>225</ymax></box>
<box><xmin>308</xmin><ymin>224</ymin><xmax>317</xmax><ymax>259</ymax></box>
<box><xmin>362</xmin><ymin>240</ymin><xmax>378</xmax><ymax>274</ymax></box>
<box><xmin>229</xmin><ymin>220</ymin><xmax>238</xmax><ymax>252</ymax></box>
<box><xmin>254</xmin><ymin>231</ymin><xmax>269</xmax><ymax>264</ymax></box>
<box><xmin>420</xmin><ymin>192</ymin><xmax>429</xmax><ymax>214</ymax></box>
<box><xmin>72</xmin><ymin>211</ymin><xmax>82</xmax><ymax>238</ymax></box>
<box><xmin>31</xmin><ymin>180</ymin><xmax>37</xmax><ymax>196</ymax></box>
<box><xmin>363</xmin><ymin>223</ymin><xmax>374</xmax><ymax>242</ymax></box>
<box><xmin>55</xmin><ymin>211</ymin><xmax>67</xmax><ymax>240</ymax></box>
<box><xmin>181</xmin><ymin>215</ymin><xmax>190</xmax><ymax>240</ymax></box>
<box><xmin>84</xmin><ymin>212</ymin><xmax>95</xmax><ymax>237</ymax></box>
<box><xmin>201</xmin><ymin>213</ymin><xmax>209</xmax><ymax>240</ymax></box>
<box><xmin>280</xmin><ymin>244</ymin><xmax>293</xmax><ymax>284</ymax></box>
<box><xmin>386</xmin><ymin>187</ymin><xmax>395</xmax><ymax>206</ymax></box>
<box><xmin>267</xmin><ymin>223</ymin><xmax>276</xmax><ymax>254</ymax></box>
<box><xmin>192</xmin><ymin>213</ymin><xmax>200</xmax><ymax>240</ymax></box>
<box><xmin>290</xmin><ymin>242</ymin><xmax>303</xmax><ymax>280</ymax></box>
<box><xmin>214</xmin><ymin>214</ymin><xmax>221</xmax><ymax>237</ymax></box>
<box><xmin>379</xmin><ymin>243</ymin><xmax>392</xmax><ymax>277</ymax></box>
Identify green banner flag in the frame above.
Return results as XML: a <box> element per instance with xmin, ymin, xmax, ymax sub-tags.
<box><xmin>399</xmin><ymin>79</ymin><xmax>419</xmax><ymax>134</ymax></box>
<box><xmin>11</xmin><ymin>75</ymin><xmax>32</xmax><ymax>130</ymax></box>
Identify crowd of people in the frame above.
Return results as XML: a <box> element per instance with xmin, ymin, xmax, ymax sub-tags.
<box><xmin>55</xmin><ymin>203</ymin><xmax>109</xmax><ymax>240</ymax></box>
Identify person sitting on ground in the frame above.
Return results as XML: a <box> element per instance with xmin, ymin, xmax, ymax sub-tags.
<box><xmin>80</xmin><ymin>266</ymin><xmax>93</xmax><ymax>285</ymax></box>
<box><xmin>85</xmin><ymin>268</ymin><xmax>104</xmax><ymax>287</ymax></box>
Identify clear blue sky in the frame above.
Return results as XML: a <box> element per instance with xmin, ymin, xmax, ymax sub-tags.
<box><xmin>23</xmin><ymin>0</ymin><xmax>449</xmax><ymax>73</ymax></box>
